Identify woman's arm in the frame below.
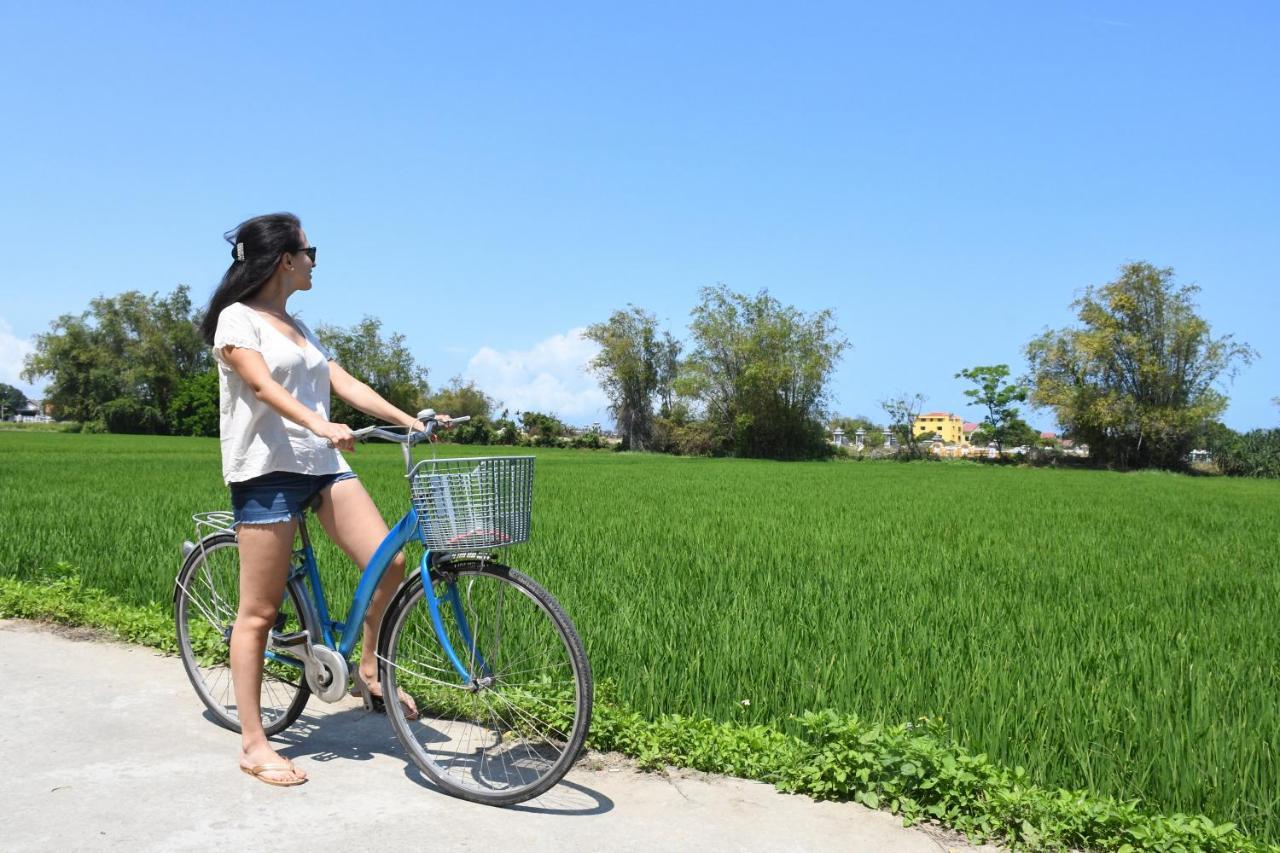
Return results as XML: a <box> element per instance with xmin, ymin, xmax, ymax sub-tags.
<box><xmin>328</xmin><ymin>360</ymin><xmax>426</xmax><ymax>429</ymax></box>
<box><xmin>223</xmin><ymin>346</ymin><xmax>356</xmax><ymax>451</ymax></box>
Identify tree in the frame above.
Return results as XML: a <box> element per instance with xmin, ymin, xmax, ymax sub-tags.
<box><xmin>880</xmin><ymin>393</ymin><xmax>927</xmax><ymax>458</ymax></box>
<box><xmin>423</xmin><ymin>376</ymin><xmax>495</xmax><ymax>421</ymax></box>
<box><xmin>167</xmin><ymin>368</ymin><xmax>220</xmax><ymax>437</ymax></box>
<box><xmin>519</xmin><ymin>411</ymin><xmax>567</xmax><ymax>446</ymax></box>
<box><xmin>0</xmin><ymin>383</ymin><xmax>27</xmax><ymax>419</ymax></box>
<box><xmin>679</xmin><ymin>285</ymin><xmax>849</xmax><ymax>459</ymax></box>
<box><xmin>955</xmin><ymin>364</ymin><xmax>1028</xmax><ymax>451</ymax></box>
<box><xmin>422</xmin><ymin>376</ymin><xmax>498</xmax><ymax>445</ymax></box>
<box><xmin>584</xmin><ymin>307</ymin><xmax>679</xmax><ymax>450</ymax></box>
<box><xmin>1026</xmin><ymin>262</ymin><xmax>1256</xmax><ymax>469</ymax></box>
<box><xmin>972</xmin><ymin>416</ymin><xmax>1039</xmax><ymax>449</ymax></box>
<box><xmin>491</xmin><ymin>418</ymin><xmax>520</xmax><ymax>445</ymax></box>
<box><xmin>314</xmin><ymin>316</ymin><xmax>430</xmax><ymax>429</ymax></box>
<box><xmin>22</xmin><ymin>286</ymin><xmax>209</xmax><ymax>431</ymax></box>
<box><xmin>655</xmin><ymin>331</ymin><xmax>681</xmax><ymax>417</ymax></box>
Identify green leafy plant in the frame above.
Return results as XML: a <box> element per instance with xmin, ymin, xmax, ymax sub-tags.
<box><xmin>3</xmin><ymin>570</ymin><xmax>1271</xmax><ymax>851</ymax></box>
<box><xmin>4</xmin><ymin>433</ymin><xmax>1279</xmax><ymax>842</ymax></box>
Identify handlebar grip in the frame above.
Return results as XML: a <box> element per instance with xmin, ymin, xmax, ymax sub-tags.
<box><xmin>353</xmin><ymin>426</ymin><xmax>408</xmax><ymax>443</ymax></box>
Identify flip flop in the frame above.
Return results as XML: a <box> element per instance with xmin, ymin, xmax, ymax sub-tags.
<box><xmin>240</xmin><ymin>762</ymin><xmax>307</xmax><ymax>787</ymax></box>
<box><xmin>351</xmin><ymin>670</ymin><xmax>419</xmax><ymax>720</ymax></box>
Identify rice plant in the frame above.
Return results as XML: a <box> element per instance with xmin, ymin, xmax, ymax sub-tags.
<box><xmin>2</xmin><ymin>432</ymin><xmax>1277</xmax><ymax>840</ymax></box>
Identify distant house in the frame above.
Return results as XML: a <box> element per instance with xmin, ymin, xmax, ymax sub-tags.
<box><xmin>913</xmin><ymin>412</ymin><xmax>967</xmax><ymax>446</ymax></box>
<box><xmin>14</xmin><ymin>399</ymin><xmax>52</xmax><ymax>423</ymax></box>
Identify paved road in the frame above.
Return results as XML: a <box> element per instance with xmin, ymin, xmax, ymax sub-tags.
<box><xmin>2</xmin><ymin>620</ymin><xmax>993</xmax><ymax>852</ymax></box>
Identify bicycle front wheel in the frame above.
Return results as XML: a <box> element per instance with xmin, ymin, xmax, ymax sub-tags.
<box><xmin>174</xmin><ymin>532</ymin><xmax>311</xmax><ymax>736</ymax></box>
<box><xmin>380</xmin><ymin>560</ymin><xmax>592</xmax><ymax>805</ymax></box>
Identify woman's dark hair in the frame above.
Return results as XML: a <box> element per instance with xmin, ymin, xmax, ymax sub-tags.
<box><xmin>199</xmin><ymin>212</ymin><xmax>305</xmax><ymax>345</ymax></box>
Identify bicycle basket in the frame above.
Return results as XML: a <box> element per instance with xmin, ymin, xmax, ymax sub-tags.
<box><xmin>408</xmin><ymin>456</ymin><xmax>534</xmax><ymax>551</ymax></box>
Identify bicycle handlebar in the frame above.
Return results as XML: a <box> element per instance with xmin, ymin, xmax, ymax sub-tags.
<box><xmin>352</xmin><ymin>413</ymin><xmax>472</xmax><ymax>446</ymax></box>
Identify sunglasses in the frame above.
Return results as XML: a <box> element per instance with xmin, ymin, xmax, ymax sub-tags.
<box><xmin>292</xmin><ymin>246</ymin><xmax>317</xmax><ymax>262</ymax></box>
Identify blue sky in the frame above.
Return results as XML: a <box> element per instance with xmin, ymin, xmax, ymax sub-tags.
<box><xmin>1</xmin><ymin>2</ymin><xmax>1276</xmax><ymax>430</ymax></box>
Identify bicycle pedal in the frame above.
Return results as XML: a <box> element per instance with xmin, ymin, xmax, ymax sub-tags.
<box><xmin>351</xmin><ymin>673</ymin><xmax>386</xmax><ymax>713</ymax></box>
<box><xmin>272</xmin><ymin>630</ymin><xmax>309</xmax><ymax>648</ymax></box>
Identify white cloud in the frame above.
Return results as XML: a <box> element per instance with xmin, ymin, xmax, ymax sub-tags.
<box><xmin>465</xmin><ymin>328</ymin><xmax>610</xmax><ymax>425</ymax></box>
<box><xmin>0</xmin><ymin>317</ymin><xmax>41</xmax><ymax>398</ymax></box>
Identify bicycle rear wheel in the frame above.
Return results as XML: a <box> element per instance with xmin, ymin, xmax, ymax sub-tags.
<box><xmin>380</xmin><ymin>560</ymin><xmax>592</xmax><ymax>805</ymax></box>
<box><xmin>174</xmin><ymin>532</ymin><xmax>310</xmax><ymax>736</ymax></box>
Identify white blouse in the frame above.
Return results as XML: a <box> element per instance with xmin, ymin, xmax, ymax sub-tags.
<box><xmin>212</xmin><ymin>301</ymin><xmax>352</xmax><ymax>485</ymax></box>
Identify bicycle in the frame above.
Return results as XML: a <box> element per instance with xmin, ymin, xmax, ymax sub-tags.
<box><xmin>172</xmin><ymin>413</ymin><xmax>592</xmax><ymax>805</ymax></box>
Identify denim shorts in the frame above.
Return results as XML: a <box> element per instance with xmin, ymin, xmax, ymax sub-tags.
<box><xmin>229</xmin><ymin>470</ymin><xmax>358</xmax><ymax>527</ymax></box>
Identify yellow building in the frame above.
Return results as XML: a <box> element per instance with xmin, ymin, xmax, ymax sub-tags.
<box><xmin>912</xmin><ymin>412</ymin><xmax>967</xmax><ymax>445</ymax></box>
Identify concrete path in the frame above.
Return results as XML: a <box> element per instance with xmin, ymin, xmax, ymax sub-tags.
<box><xmin>1</xmin><ymin>620</ymin><xmax>994</xmax><ymax>853</ymax></box>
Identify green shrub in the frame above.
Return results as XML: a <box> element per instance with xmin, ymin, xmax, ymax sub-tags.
<box><xmin>101</xmin><ymin>397</ymin><xmax>166</xmax><ymax>434</ymax></box>
<box><xmin>652</xmin><ymin>416</ymin><xmax>718</xmax><ymax>456</ymax></box>
<box><xmin>1213</xmin><ymin>428</ymin><xmax>1280</xmax><ymax>478</ymax></box>
<box><xmin>491</xmin><ymin>419</ymin><xmax>520</xmax><ymax>445</ymax></box>
<box><xmin>447</xmin><ymin>419</ymin><xmax>494</xmax><ymax>445</ymax></box>
<box><xmin>571</xmin><ymin>431</ymin><xmax>604</xmax><ymax>450</ymax></box>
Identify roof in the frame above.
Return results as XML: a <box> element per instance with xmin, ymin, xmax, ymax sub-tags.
<box><xmin>919</xmin><ymin>411</ymin><xmax>955</xmax><ymax>418</ymax></box>
<box><xmin>1040</xmin><ymin>431</ymin><xmax>1057</xmax><ymax>439</ymax></box>
<box><xmin>962</xmin><ymin>422</ymin><xmax>980</xmax><ymax>432</ymax></box>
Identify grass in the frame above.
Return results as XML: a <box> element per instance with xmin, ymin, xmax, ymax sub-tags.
<box><xmin>2</xmin><ymin>432</ymin><xmax>1278</xmax><ymax>842</ymax></box>
<box><xmin>4</xmin><ymin>570</ymin><xmax>1265</xmax><ymax>850</ymax></box>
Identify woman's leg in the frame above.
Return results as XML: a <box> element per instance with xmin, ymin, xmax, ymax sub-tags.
<box><xmin>230</xmin><ymin>519</ymin><xmax>307</xmax><ymax>783</ymax></box>
<box><xmin>314</xmin><ymin>477</ymin><xmax>417</xmax><ymax>715</ymax></box>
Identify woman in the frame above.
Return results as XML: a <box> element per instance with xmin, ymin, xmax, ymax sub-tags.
<box><xmin>199</xmin><ymin>213</ymin><xmax>445</xmax><ymax>787</ymax></box>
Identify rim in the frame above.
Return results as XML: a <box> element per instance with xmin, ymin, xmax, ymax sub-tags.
<box><xmin>383</xmin><ymin>568</ymin><xmax>587</xmax><ymax>800</ymax></box>
<box><xmin>177</xmin><ymin>538</ymin><xmax>308</xmax><ymax>730</ymax></box>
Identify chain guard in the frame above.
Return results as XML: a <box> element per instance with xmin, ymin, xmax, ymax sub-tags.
<box><xmin>306</xmin><ymin>644</ymin><xmax>350</xmax><ymax>703</ymax></box>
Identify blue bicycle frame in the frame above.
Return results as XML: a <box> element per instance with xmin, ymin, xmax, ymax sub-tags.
<box><xmin>275</xmin><ymin>507</ymin><xmax>488</xmax><ymax>685</ymax></box>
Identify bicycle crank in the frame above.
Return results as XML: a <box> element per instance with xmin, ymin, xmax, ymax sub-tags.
<box><xmin>273</xmin><ymin>630</ymin><xmax>350</xmax><ymax>703</ymax></box>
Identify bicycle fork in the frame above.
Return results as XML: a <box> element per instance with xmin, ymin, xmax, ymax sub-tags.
<box><xmin>420</xmin><ymin>554</ymin><xmax>495</xmax><ymax>690</ymax></box>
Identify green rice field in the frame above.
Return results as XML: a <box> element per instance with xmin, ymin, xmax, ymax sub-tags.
<box><xmin>2</xmin><ymin>431</ymin><xmax>1278</xmax><ymax>840</ymax></box>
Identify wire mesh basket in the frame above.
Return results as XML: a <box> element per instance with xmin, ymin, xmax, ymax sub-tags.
<box><xmin>408</xmin><ymin>456</ymin><xmax>534</xmax><ymax>551</ymax></box>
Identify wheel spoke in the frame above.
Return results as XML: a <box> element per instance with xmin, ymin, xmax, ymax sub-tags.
<box><xmin>175</xmin><ymin>536</ymin><xmax>309</xmax><ymax>735</ymax></box>
<box><xmin>383</xmin><ymin>563</ymin><xmax>591</xmax><ymax>804</ymax></box>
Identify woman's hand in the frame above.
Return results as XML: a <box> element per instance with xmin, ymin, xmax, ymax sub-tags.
<box><xmin>314</xmin><ymin>421</ymin><xmax>356</xmax><ymax>452</ymax></box>
<box><xmin>409</xmin><ymin>413</ymin><xmax>455</xmax><ymax>433</ymax></box>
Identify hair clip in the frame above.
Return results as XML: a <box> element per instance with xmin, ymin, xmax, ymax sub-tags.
<box><xmin>235</xmin><ymin>242</ymin><xmax>245</xmax><ymax>261</ymax></box>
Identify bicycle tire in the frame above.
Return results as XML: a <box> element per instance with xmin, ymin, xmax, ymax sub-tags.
<box><xmin>174</xmin><ymin>532</ymin><xmax>311</xmax><ymax>736</ymax></box>
<box><xmin>380</xmin><ymin>559</ymin><xmax>592</xmax><ymax>805</ymax></box>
